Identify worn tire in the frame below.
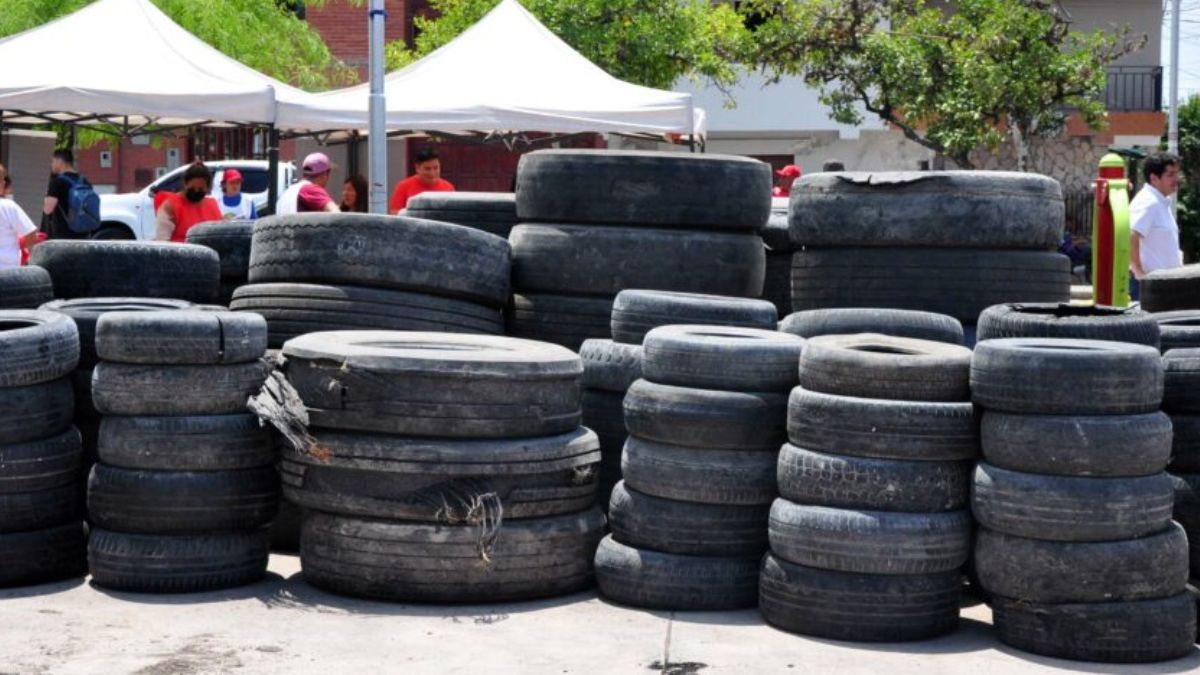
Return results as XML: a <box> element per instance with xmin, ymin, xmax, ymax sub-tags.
<box><xmin>87</xmin><ymin>464</ymin><xmax>279</xmax><ymax>534</ymax></box>
<box><xmin>759</xmin><ymin>554</ymin><xmax>961</xmax><ymax>642</ymax></box>
<box><xmin>579</xmin><ymin>340</ymin><xmax>643</xmax><ymax>392</ymax></box>
<box><xmin>1155</xmin><ymin>311</ymin><xmax>1200</xmax><ymax>352</ymax></box>
<box><xmin>1173</xmin><ymin>473</ymin><xmax>1200</xmax><ymax>531</ymax></box>
<box><xmin>29</xmin><ymin>240</ymin><xmax>219</xmax><ymax>303</ymax></box>
<box><xmin>1170</xmin><ymin>415</ymin><xmax>1200</xmax><ymax>473</ymax></box>
<box><xmin>1165</xmin><ymin>348</ymin><xmax>1200</xmax><ymax>413</ymax></box>
<box><xmin>762</xmin><ymin>252</ymin><xmax>792</xmax><ymax>319</ymax></box>
<box><xmin>621</xmin><ymin>436</ymin><xmax>777</xmax><ymax>505</ymax></box>
<box><xmin>185</xmin><ymin>220</ymin><xmax>253</xmax><ymax>281</ymax></box>
<box><xmin>1141</xmin><ymin>264</ymin><xmax>1200</xmax><ymax>313</ymax></box>
<box><xmin>799</xmin><ymin>334</ymin><xmax>972</xmax><ymax>402</ymax></box>
<box><xmin>977</xmin><ymin>302</ymin><xmax>1160</xmax><ymax>347</ymax></box>
<box><xmin>971</xmin><ymin>463</ymin><xmax>1174</xmax><ymax>542</ymax></box>
<box><xmin>0</xmin><ymin>428</ymin><xmax>83</xmax><ymax>533</ymax></box>
<box><xmin>39</xmin><ymin>298</ymin><xmax>194</xmax><ymax>369</ymax></box>
<box><xmin>515</xmin><ymin>150</ymin><xmax>772</xmax><ymax>230</ymax></box>
<box><xmin>769</xmin><ymin>500</ymin><xmax>971</xmax><ymax>575</ymax></box>
<box><xmin>610</xmin><ymin>290</ymin><xmax>777</xmax><ymax>345</ymax></box>
<box><xmin>248</xmin><ymin>214</ymin><xmax>512</xmax><ymax>307</ymax></box>
<box><xmin>505</xmin><ymin>294</ymin><xmax>613</xmax><ymax>351</ymax></box>
<box><xmin>0</xmin><ymin>522</ymin><xmax>86</xmax><ymax>588</ymax></box>
<box><xmin>92</xmin><ymin>361</ymin><xmax>267</xmax><ymax>416</ymax></box>
<box><xmin>581</xmin><ymin>389</ymin><xmax>626</xmax><ymax>510</ymax></box>
<box><xmin>981</xmin><ymin>411</ymin><xmax>1172</xmax><ymax>477</ymax></box>
<box><xmin>88</xmin><ymin>528</ymin><xmax>269</xmax><ymax>594</ymax></box>
<box><xmin>991</xmin><ymin>593</ymin><xmax>1197</xmax><ymax>664</ymax></box>
<box><xmin>623</xmin><ymin>379</ymin><xmax>787</xmax><ymax>450</ymax></box>
<box><xmin>777</xmin><ymin>444</ymin><xmax>970</xmax><ymax>513</ymax></box>
<box><xmin>95</xmin><ymin>310</ymin><xmax>266</xmax><ymax>365</ymax></box>
<box><xmin>405</xmin><ymin>191</ymin><xmax>517</xmax><ymax>238</ymax></box>
<box><xmin>510</xmin><ymin>224</ymin><xmax>765</xmax><ymax>298</ymax></box>
<box><xmin>642</xmin><ymin>325</ymin><xmax>805</xmax><ymax>392</ymax></box>
<box><xmin>594</xmin><ymin>535</ymin><xmax>759</xmax><ymax>611</ymax></box>
<box><xmin>280</xmin><ymin>427</ymin><xmax>599</xmax><ymax>521</ymax></box>
<box><xmin>788</xmin><ymin>171</ymin><xmax>1063</xmax><ymax>249</ymax></box>
<box><xmin>779</xmin><ymin>308</ymin><xmax>964</xmax><ymax>345</ymax></box>
<box><xmin>0</xmin><ymin>266</ymin><xmax>54</xmax><ymax>309</ymax></box>
<box><xmin>787</xmin><ymin>387</ymin><xmax>978</xmax><ymax>462</ymax></box>
<box><xmin>98</xmin><ymin>415</ymin><xmax>276</xmax><ymax>471</ymax></box>
<box><xmin>607</xmin><ymin>481</ymin><xmax>768</xmax><ymax>557</ymax></box>
<box><xmin>791</xmin><ymin>248</ymin><xmax>1069</xmax><ymax>321</ymax></box>
<box><xmin>0</xmin><ymin>310</ymin><xmax>79</xmax><ymax>386</ymax></box>
<box><xmin>301</xmin><ymin>507</ymin><xmax>605</xmax><ymax>603</ymax></box>
<box><xmin>282</xmin><ymin>332</ymin><xmax>581</xmax><ymax>438</ymax></box>
<box><xmin>971</xmin><ymin>338</ymin><xmax>1164</xmax><ymax>415</ymax></box>
<box><xmin>0</xmin><ymin>378</ymin><xmax>74</xmax><ymax>446</ymax></box>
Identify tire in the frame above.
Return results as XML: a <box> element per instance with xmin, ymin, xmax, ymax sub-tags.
<box><xmin>1165</xmin><ymin>348</ymin><xmax>1200</xmax><ymax>414</ymax></box>
<box><xmin>505</xmin><ymin>293</ymin><xmax>613</xmax><ymax>351</ymax></box>
<box><xmin>791</xmin><ymin>248</ymin><xmax>1070</xmax><ymax>321</ymax></box>
<box><xmin>779</xmin><ymin>308</ymin><xmax>964</xmax><ymax>345</ymax></box>
<box><xmin>1170</xmin><ymin>415</ymin><xmax>1200</xmax><ymax>473</ymax></box>
<box><xmin>87</xmin><ymin>463</ymin><xmax>279</xmax><ymax>534</ymax></box>
<box><xmin>280</xmin><ymin>427</ymin><xmax>599</xmax><ymax>521</ymax></box>
<box><xmin>91</xmin><ymin>361</ymin><xmax>267</xmax><ymax>416</ymax></box>
<box><xmin>282</xmin><ymin>331</ymin><xmax>580</xmax><ymax>438</ymax></box>
<box><xmin>301</xmin><ymin>507</ymin><xmax>605</xmax><ymax>603</ymax></box>
<box><xmin>623</xmin><ymin>379</ymin><xmax>787</xmax><ymax>450</ymax></box>
<box><xmin>621</xmin><ymin>436</ymin><xmax>777</xmax><ymax>505</ymax></box>
<box><xmin>0</xmin><ymin>378</ymin><xmax>74</xmax><ymax>446</ymax></box>
<box><xmin>974</xmin><ymin>525</ymin><xmax>1189</xmax><ymax>603</ymax></box>
<box><xmin>970</xmin><ymin>338</ymin><xmax>1164</xmax><ymax>415</ymax></box>
<box><xmin>768</xmin><ymin>500</ymin><xmax>971</xmax><ymax>575</ymax></box>
<box><xmin>594</xmin><ymin>535</ymin><xmax>759</xmax><ymax>611</ymax></box>
<box><xmin>1140</xmin><ymin>264</ymin><xmax>1200</xmax><ymax>313</ymax></box>
<box><xmin>976</xmin><ymin>302</ymin><xmax>1160</xmax><ymax>348</ymax></box>
<box><xmin>991</xmin><ymin>593</ymin><xmax>1196</xmax><ymax>664</ymax></box>
<box><xmin>759</xmin><ymin>554</ymin><xmax>961</xmax><ymax>642</ymax></box>
<box><xmin>0</xmin><ymin>266</ymin><xmax>54</xmax><ymax>309</ymax></box>
<box><xmin>185</xmin><ymin>220</ymin><xmax>253</xmax><ymax>280</ymax></box>
<box><xmin>248</xmin><ymin>214</ymin><xmax>511</xmax><ymax>307</ymax></box>
<box><xmin>787</xmin><ymin>387</ymin><xmax>978</xmax><ymax>462</ymax></box>
<box><xmin>510</xmin><ymin>224</ymin><xmax>765</xmax><ymax>298</ymax></box>
<box><xmin>581</xmin><ymin>389</ymin><xmax>626</xmax><ymax>510</ymax></box>
<box><xmin>799</xmin><ymin>334</ymin><xmax>972</xmax><ymax>402</ymax></box>
<box><xmin>231</xmin><ymin>283</ymin><xmax>503</xmax><ymax>349</ymax></box>
<box><xmin>607</xmin><ymin>481</ymin><xmax>768</xmax><ymax>557</ymax></box>
<box><xmin>0</xmin><ymin>428</ymin><xmax>82</xmax><ymax>532</ymax></box>
<box><xmin>95</xmin><ymin>310</ymin><xmax>266</xmax><ymax>365</ymax></box>
<box><xmin>762</xmin><ymin>252</ymin><xmax>792</xmax><ymax>319</ymax></box>
<box><xmin>642</xmin><ymin>325</ymin><xmax>805</xmax><ymax>392</ymax></box>
<box><xmin>610</xmin><ymin>290</ymin><xmax>777</xmax><ymax>345</ymax></box>
<box><xmin>88</xmin><ymin>528</ymin><xmax>269</xmax><ymax>594</ymax></box>
<box><xmin>405</xmin><ymin>191</ymin><xmax>518</xmax><ymax>238</ymax></box>
<box><xmin>0</xmin><ymin>522</ymin><xmax>86</xmax><ymax>588</ymax></box>
<box><xmin>39</xmin><ymin>298</ymin><xmax>194</xmax><ymax>369</ymax></box>
<box><xmin>29</xmin><ymin>240</ymin><xmax>220</xmax><ymax>304</ymax></box>
<box><xmin>0</xmin><ymin>310</ymin><xmax>80</xmax><ymax>387</ymax></box>
<box><xmin>98</xmin><ymin>415</ymin><xmax>277</xmax><ymax>471</ymax></box>
<box><xmin>1173</xmin><ymin>473</ymin><xmax>1200</xmax><ymax>531</ymax></box>
<box><xmin>971</xmin><ymin>463</ymin><xmax>1174</xmax><ymax>542</ymax></box>
<box><xmin>788</xmin><ymin>171</ymin><xmax>1063</xmax><ymax>249</ymax></box>
<box><xmin>777</xmin><ymin>444</ymin><xmax>971</xmax><ymax>512</ymax></box>
<box><xmin>981</xmin><ymin>411</ymin><xmax>1172</xmax><ymax>477</ymax></box>
<box><xmin>515</xmin><ymin>150</ymin><xmax>772</xmax><ymax>230</ymax></box>
<box><xmin>1155</xmin><ymin>310</ymin><xmax>1200</xmax><ymax>352</ymax></box>
<box><xmin>579</xmin><ymin>340</ymin><xmax>643</xmax><ymax>393</ymax></box>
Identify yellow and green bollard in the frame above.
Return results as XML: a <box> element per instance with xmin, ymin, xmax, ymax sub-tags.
<box><xmin>1092</xmin><ymin>153</ymin><xmax>1132</xmax><ymax>307</ymax></box>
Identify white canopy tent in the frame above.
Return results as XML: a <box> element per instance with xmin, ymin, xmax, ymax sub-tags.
<box><xmin>277</xmin><ymin>0</ymin><xmax>704</xmax><ymax>141</ymax></box>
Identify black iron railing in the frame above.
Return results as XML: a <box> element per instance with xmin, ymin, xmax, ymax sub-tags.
<box><xmin>1105</xmin><ymin>66</ymin><xmax>1163</xmax><ymax>112</ymax></box>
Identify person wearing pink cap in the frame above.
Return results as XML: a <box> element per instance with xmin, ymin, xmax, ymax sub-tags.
<box><xmin>277</xmin><ymin>152</ymin><xmax>340</xmax><ymax>216</ymax></box>
<box><xmin>773</xmin><ymin>164</ymin><xmax>801</xmax><ymax>198</ymax></box>
<box><xmin>217</xmin><ymin>168</ymin><xmax>257</xmax><ymax>221</ymax></box>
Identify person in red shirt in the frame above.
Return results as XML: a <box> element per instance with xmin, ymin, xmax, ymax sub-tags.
<box><xmin>389</xmin><ymin>148</ymin><xmax>455</xmax><ymax>214</ymax></box>
<box><xmin>772</xmin><ymin>164</ymin><xmax>801</xmax><ymax>198</ymax></box>
<box><xmin>156</xmin><ymin>162</ymin><xmax>222</xmax><ymax>242</ymax></box>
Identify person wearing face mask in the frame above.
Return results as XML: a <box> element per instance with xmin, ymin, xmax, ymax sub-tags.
<box><xmin>156</xmin><ymin>161</ymin><xmax>222</xmax><ymax>242</ymax></box>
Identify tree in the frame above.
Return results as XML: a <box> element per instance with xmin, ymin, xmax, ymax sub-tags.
<box><xmin>739</xmin><ymin>0</ymin><xmax>1144</xmax><ymax>169</ymax></box>
<box><xmin>1176</xmin><ymin>94</ymin><xmax>1200</xmax><ymax>262</ymax></box>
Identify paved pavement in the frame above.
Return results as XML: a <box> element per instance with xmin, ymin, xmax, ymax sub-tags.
<box><xmin>1</xmin><ymin>554</ymin><xmax>1198</xmax><ymax>675</ymax></box>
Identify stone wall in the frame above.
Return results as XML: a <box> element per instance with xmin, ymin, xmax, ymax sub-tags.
<box><xmin>968</xmin><ymin>135</ymin><xmax>1108</xmax><ymax>193</ymax></box>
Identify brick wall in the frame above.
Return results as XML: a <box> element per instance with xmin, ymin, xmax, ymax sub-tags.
<box><xmin>306</xmin><ymin>0</ymin><xmax>426</xmax><ymax>80</ymax></box>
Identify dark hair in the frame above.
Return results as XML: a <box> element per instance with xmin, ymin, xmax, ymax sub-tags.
<box><xmin>415</xmin><ymin>148</ymin><xmax>440</xmax><ymax>165</ymax></box>
<box><xmin>183</xmin><ymin>161</ymin><xmax>212</xmax><ymax>188</ymax></box>
<box><xmin>52</xmin><ymin>149</ymin><xmax>74</xmax><ymax>165</ymax></box>
<box><xmin>822</xmin><ymin>159</ymin><xmax>845</xmax><ymax>172</ymax></box>
<box><xmin>342</xmin><ymin>174</ymin><xmax>369</xmax><ymax>213</ymax></box>
<box><xmin>1144</xmin><ymin>152</ymin><xmax>1180</xmax><ymax>183</ymax></box>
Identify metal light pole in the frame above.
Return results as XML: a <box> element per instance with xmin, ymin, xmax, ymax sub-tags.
<box><xmin>368</xmin><ymin>0</ymin><xmax>388</xmax><ymax>214</ymax></box>
<box><xmin>1169</xmin><ymin>0</ymin><xmax>1181</xmax><ymax>157</ymax></box>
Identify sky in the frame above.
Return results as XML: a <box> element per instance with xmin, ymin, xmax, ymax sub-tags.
<box><xmin>1167</xmin><ymin>0</ymin><xmax>1200</xmax><ymax>101</ymax></box>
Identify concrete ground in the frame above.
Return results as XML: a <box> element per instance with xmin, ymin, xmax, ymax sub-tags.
<box><xmin>1</xmin><ymin>554</ymin><xmax>1198</xmax><ymax>675</ymax></box>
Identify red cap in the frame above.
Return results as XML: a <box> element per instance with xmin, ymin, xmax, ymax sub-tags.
<box><xmin>222</xmin><ymin>168</ymin><xmax>243</xmax><ymax>184</ymax></box>
<box><xmin>775</xmin><ymin>165</ymin><xmax>801</xmax><ymax>178</ymax></box>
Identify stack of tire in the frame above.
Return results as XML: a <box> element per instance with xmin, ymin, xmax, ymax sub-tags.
<box><xmin>404</xmin><ymin>192</ymin><xmax>518</xmax><ymax>238</ymax></box>
<box><xmin>595</xmin><ymin>326</ymin><xmax>805</xmax><ymax>611</ymax></box>
<box><xmin>1164</xmin><ymin>349</ymin><xmax>1200</xmax><ymax>605</ymax></box>
<box><xmin>187</xmin><ymin>220</ymin><xmax>254</xmax><ymax>306</ymax></box>
<box><xmin>272</xmin><ymin>331</ymin><xmax>605</xmax><ymax>602</ymax></box>
<box><xmin>779</xmin><ymin>307</ymin><xmax>964</xmax><ymax>344</ymax></box>
<box><xmin>761</xmin><ymin>197</ymin><xmax>792</xmax><ymax>317</ymax></box>
<box><xmin>509</xmin><ymin>150</ymin><xmax>770</xmax><ymax>350</ymax></box>
<box><xmin>580</xmin><ymin>291</ymin><xmax>778</xmax><ymax>508</ymax></box>
<box><xmin>29</xmin><ymin>240</ymin><xmax>220</xmax><ymax>304</ymax></box>
<box><xmin>0</xmin><ymin>311</ymin><xmax>87</xmax><ymax>587</ymax></box>
<box><xmin>788</xmin><ymin>172</ymin><xmax>1070</xmax><ymax>327</ymax></box>
<box><xmin>976</xmin><ymin>302</ymin><xmax>1160</xmax><ymax>348</ymax></box>
<box><xmin>1156</xmin><ymin>312</ymin><xmax>1200</xmax><ymax>352</ymax></box>
<box><xmin>0</xmin><ymin>267</ymin><xmax>54</xmax><ymax>309</ymax></box>
<box><xmin>231</xmin><ymin>214</ymin><xmax>508</xmax><ymax>348</ymax></box>
<box><xmin>971</xmin><ymin>338</ymin><xmax>1195</xmax><ymax>663</ymax></box>
<box><xmin>760</xmin><ymin>334</ymin><xmax>975</xmax><ymax>641</ymax></box>
<box><xmin>1140</xmin><ymin>265</ymin><xmax>1200</xmax><ymax>312</ymax></box>
<box><xmin>87</xmin><ymin>310</ymin><xmax>278</xmax><ymax>593</ymax></box>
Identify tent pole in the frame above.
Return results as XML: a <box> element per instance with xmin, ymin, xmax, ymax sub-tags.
<box><xmin>368</xmin><ymin>0</ymin><xmax>389</xmax><ymax>214</ymax></box>
<box><xmin>267</xmin><ymin>125</ymin><xmax>280</xmax><ymax>215</ymax></box>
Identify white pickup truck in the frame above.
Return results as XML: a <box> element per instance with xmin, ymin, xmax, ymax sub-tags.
<box><xmin>98</xmin><ymin>160</ymin><xmax>297</xmax><ymax>240</ymax></box>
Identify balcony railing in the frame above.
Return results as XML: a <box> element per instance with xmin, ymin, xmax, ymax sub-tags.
<box><xmin>1105</xmin><ymin>66</ymin><xmax>1162</xmax><ymax>112</ymax></box>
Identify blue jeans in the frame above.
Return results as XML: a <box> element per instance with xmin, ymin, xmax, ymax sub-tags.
<box><xmin>1130</xmin><ymin>273</ymin><xmax>1140</xmax><ymax>302</ymax></box>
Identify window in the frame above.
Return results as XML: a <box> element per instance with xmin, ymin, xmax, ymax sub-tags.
<box><xmin>233</xmin><ymin>169</ymin><xmax>270</xmax><ymax>194</ymax></box>
<box><xmin>153</xmin><ymin>171</ymin><xmax>184</xmax><ymax>194</ymax></box>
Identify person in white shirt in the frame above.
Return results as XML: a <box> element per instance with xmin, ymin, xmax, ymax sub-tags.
<box><xmin>1130</xmin><ymin>152</ymin><xmax>1182</xmax><ymax>300</ymax></box>
<box><xmin>0</xmin><ymin>164</ymin><xmax>39</xmax><ymax>269</ymax></box>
